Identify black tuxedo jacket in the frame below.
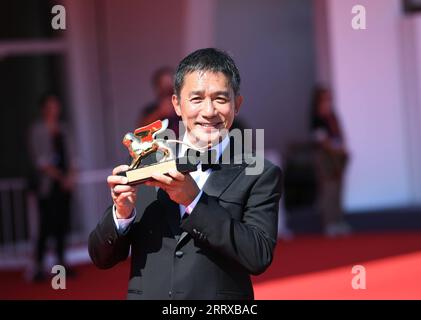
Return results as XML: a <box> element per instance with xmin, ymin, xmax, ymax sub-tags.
<box><xmin>88</xmin><ymin>142</ymin><xmax>282</xmax><ymax>300</ymax></box>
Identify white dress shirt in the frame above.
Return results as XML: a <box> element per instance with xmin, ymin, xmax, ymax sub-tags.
<box><xmin>113</xmin><ymin>134</ymin><xmax>230</xmax><ymax>234</ymax></box>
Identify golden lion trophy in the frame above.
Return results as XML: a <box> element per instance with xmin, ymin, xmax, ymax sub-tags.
<box><xmin>119</xmin><ymin>119</ymin><xmax>200</xmax><ymax>185</ymax></box>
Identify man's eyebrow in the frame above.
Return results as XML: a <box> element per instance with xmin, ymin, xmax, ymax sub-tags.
<box><xmin>189</xmin><ymin>91</ymin><xmax>205</xmax><ymax>97</ymax></box>
<box><xmin>188</xmin><ymin>90</ymin><xmax>231</xmax><ymax>97</ymax></box>
<box><xmin>211</xmin><ymin>91</ymin><xmax>230</xmax><ymax>97</ymax></box>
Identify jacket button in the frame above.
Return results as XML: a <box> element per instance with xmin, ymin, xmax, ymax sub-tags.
<box><xmin>175</xmin><ymin>251</ymin><xmax>184</xmax><ymax>258</ymax></box>
<box><xmin>169</xmin><ymin>291</ymin><xmax>172</xmax><ymax>297</ymax></box>
<box><xmin>106</xmin><ymin>237</ymin><xmax>114</xmax><ymax>245</ymax></box>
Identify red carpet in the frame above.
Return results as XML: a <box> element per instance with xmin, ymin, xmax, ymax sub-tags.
<box><xmin>1</xmin><ymin>232</ymin><xmax>421</xmax><ymax>300</ymax></box>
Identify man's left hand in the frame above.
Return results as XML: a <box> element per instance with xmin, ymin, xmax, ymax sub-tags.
<box><xmin>145</xmin><ymin>170</ymin><xmax>200</xmax><ymax>206</ymax></box>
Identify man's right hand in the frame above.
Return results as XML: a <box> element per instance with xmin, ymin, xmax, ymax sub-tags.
<box><xmin>107</xmin><ymin>165</ymin><xmax>137</xmax><ymax>219</ymax></box>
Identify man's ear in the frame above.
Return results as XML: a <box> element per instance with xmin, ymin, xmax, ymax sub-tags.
<box><xmin>234</xmin><ymin>95</ymin><xmax>243</xmax><ymax>115</ymax></box>
<box><xmin>172</xmin><ymin>94</ymin><xmax>182</xmax><ymax>116</ymax></box>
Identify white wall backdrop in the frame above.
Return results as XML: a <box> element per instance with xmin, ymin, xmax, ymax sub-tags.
<box><xmin>326</xmin><ymin>0</ymin><xmax>412</xmax><ymax>211</ymax></box>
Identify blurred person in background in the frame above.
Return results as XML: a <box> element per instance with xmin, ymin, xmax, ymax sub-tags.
<box><xmin>137</xmin><ymin>66</ymin><xmax>180</xmax><ymax>134</ymax></box>
<box><xmin>310</xmin><ymin>86</ymin><xmax>351</xmax><ymax>237</ymax></box>
<box><xmin>28</xmin><ymin>93</ymin><xmax>77</xmax><ymax>281</ymax></box>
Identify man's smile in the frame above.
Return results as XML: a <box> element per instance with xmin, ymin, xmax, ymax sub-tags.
<box><xmin>195</xmin><ymin>121</ymin><xmax>224</xmax><ymax>131</ymax></box>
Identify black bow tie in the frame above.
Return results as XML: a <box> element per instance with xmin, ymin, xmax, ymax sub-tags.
<box><xmin>184</xmin><ymin>149</ymin><xmax>221</xmax><ymax>171</ymax></box>
<box><xmin>201</xmin><ymin>161</ymin><xmax>221</xmax><ymax>171</ymax></box>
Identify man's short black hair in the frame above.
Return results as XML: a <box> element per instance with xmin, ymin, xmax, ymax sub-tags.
<box><xmin>174</xmin><ymin>48</ymin><xmax>241</xmax><ymax>97</ymax></box>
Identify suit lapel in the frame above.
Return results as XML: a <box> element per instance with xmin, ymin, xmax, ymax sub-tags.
<box><xmin>158</xmin><ymin>137</ymin><xmax>249</xmax><ymax>246</ymax></box>
<box><xmin>202</xmin><ymin>163</ymin><xmax>245</xmax><ymax>198</ymax></box>
<box><xmin>158</xmin><ymin>190</ymin><xmax>191</xmax><ymax>249</ymax></box>
<box><xmin>174</xmin><ymin>162</ymin><xmax>246</xmax><ymax>249</ymax></box>
<box><xmin>157</xmin><ymin>188</ymin><xmax>182</xmax><ymax>237</ymax></box>
<box><xmin>203</xmin><ymin>137</ymin><xmax>248</xmax><ymax>199</ymax></box>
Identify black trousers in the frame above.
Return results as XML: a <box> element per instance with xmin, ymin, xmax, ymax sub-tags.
<box><xmin>36</xmin><ymin>185</ymin><xmax>71</xmax><ymax>267</ymax></box>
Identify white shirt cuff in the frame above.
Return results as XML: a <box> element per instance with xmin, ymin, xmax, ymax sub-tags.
<box><xmin>112</xmin><ymin>205</ymin><xmax>136</xmax><ymax>234</ymax></box>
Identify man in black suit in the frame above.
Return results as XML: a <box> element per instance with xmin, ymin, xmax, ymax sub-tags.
<box><xmin>88</xmin><ymin>48</ymin><xmax>282</xmax><ymax>300</ymax></box>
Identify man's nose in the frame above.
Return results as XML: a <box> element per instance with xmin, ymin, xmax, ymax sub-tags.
<box><xmin>201</xmin><ymin>98</ymin><xmax>217</xmax><ymax>117</ymax></box>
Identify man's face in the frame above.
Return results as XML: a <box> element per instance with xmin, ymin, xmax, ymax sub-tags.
<box><xmin>172</xmin><ymin>71</ymin><xmax>243</xmax><ymax>147</ymax></box>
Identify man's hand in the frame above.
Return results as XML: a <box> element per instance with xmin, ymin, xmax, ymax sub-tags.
<box><xmin>107</xmin><ymin>165</ymin><xmax>137</xmax><ymax>219</ymax></box>
<box><xmin>145</xmin><ymin>170</ymin><xmax>199</xmax><ymax>206</ymax></box>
